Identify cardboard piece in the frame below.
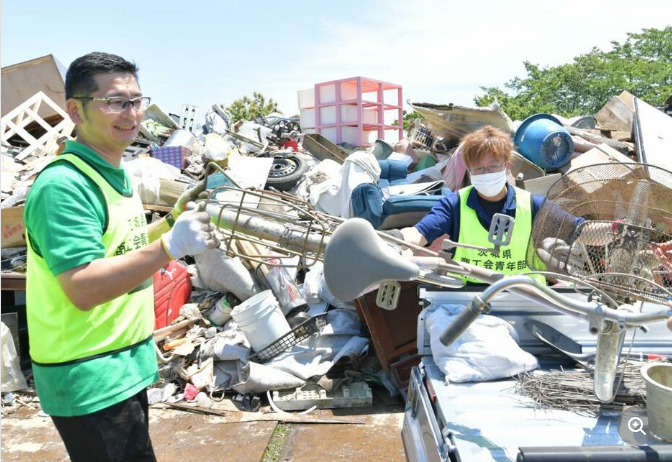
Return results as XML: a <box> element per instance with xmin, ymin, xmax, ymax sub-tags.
<box><xmin>523</xmin><ymin>173</ymin><xmax>561</xmax><ymax>196</ymax></box>
<box><xmin>510</xmin><ymin>151</ymin><xmax>545</xmax><ymax>181</ymax></box>
<box><xmin>595</xmin><ymin>92</ymin><xmax>634</xmax><ymax>132</ymax></box>
<box><xmin>140</xmin><ymin>103</ymin><xmax>179</xmax><ymax>143</ymax></box>
<box><xmin>410</xmin><ymin>101</ymin><xmax>515</xmax><ymax>141</ymax></box>
<box><xmin>560</xmin><ymin>144</ymin><xmax>640</xmax><ymax>200</ymax></box>
<box><xmin>158</xmin><ymin>179</ymin><xmax>188</xmax><ymax>207</ymax></box>
<box><xmin>1</xmin><ymin>207</ymin><xmax>26</xmax><ymax>248</ymax></box>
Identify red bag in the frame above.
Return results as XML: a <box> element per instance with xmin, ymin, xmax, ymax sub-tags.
<box><xmin>153</xmin><ymin>260</ymin><xmax>192</xmax><ymax>330</ymax></box>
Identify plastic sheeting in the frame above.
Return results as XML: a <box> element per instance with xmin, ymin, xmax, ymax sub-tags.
<box><xmin>209</xmin><ymin>309</ymin><xmax>368</xmax><ymax>394</ymax></box>
<box><xmin>1</xmin><ymin>322</ymin><xmax>27</xmax><ymax>392</ymax></box>
<box><xmin>310</xmin><ymin>151</ymin><xmax>381</xmax><ymax>218</ymax></box>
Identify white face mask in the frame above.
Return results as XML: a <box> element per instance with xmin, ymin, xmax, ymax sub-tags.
<box><xmin>470</xmin><ymin>170</ymin><xmax>507</xmax><ymax>197</ymax></box>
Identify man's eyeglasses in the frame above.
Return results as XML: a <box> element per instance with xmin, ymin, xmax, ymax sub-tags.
<box><xmin>469</xmin><ymin>162</ymin><xmax>507</xmax><ymax>176</ymax></box>
<box><xmin>73</xmin><ymin>96</ymin><xmax>151</xmax><ymax>112</ymax></box>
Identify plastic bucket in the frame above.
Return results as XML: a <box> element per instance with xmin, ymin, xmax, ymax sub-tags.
<box><xmin>207</xmin><ymin>296</ymin><xmax>233</xmax><ymax>326</ymax></box>
<box><xmin>514</xmin><ymin>114</ymin><xmax>574</xmax><ymax>169</ymax></box>
<box><xmin>642</xmin><ymin>363</ymin><xmax>672</xmax><ymax>442</ymax></box>
<box><xmin>371</xmin><ymin>139</ymin><xmax>393</xmax><ymax>160</ymax></box>
<box><xmin>231</xmin><ymin>290</ymin><xmax>291</xmax><ymax>352</ymax></box>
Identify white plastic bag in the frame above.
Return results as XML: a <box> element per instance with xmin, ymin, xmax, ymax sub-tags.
<box><xmin>1</xmin><ymin>322</ymin><xmax>27</xmax><ymax>392</ymax></box>
<box><xmin>124</xmin><ymin>157</ymin><xmax>181</xmax><ymax>180</ymax></box>
<box><xmin>194</xmin><ymin>249</ymin><xmax>260</xmax><ymax>301</ymax></box>
<box><xmin>427</xmin><ymin>304</ymin><xmax>538</xmax><ymax>383</ymax></box>
<box><xmin>303</xmin><ymin>262</ymin><xmax>324</xmax><ymax>304</ymax></box>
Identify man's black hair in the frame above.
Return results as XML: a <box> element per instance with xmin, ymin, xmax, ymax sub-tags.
<box><xmin>65</xmin><ymin>52</ymin><xmax>139</xmax><ymax>100</ymax></box>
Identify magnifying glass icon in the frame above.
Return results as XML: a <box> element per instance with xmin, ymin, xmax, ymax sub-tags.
<box><xmin>628</xmin><ymin>417</ymin><xmax>647</xmax><ymax>435</ymax></box>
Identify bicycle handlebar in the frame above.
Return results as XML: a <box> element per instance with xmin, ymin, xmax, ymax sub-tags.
<box><xmin>440</xmin><ymin>275</ymin><xmax>672</xmax><ymax>346</ymax></box>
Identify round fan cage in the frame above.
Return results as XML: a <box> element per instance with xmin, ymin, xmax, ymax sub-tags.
<box><xmin>526</xmin><ymin>163</ymin><xmax>672</xmax><ymax>304</ymax></box>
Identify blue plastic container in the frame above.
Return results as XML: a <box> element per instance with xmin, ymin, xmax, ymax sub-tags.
<box><xmin>514</xmin><ymin>114</ymin><xmax>574</xmax><ymax>169</ymax></box>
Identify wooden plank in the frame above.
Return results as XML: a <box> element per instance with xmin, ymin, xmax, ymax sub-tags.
<box><xmin>163</xmin><ymin>402</ymin><xmax>365</xmax><ymax>424</ymax></box>
<box><xmin>565</xmin><ymin>126</ymin><xmax>634</xmax><ymax>155</ymax></box>
<box><xmin>1</xmin><ymin>55</ymin><xmax>66</xmax><ymax>118</ymax></box>
<box><xmin>302</xmin><ymin>134</ymin><xmax>347</xmax><ymax>164</ymax></box>
<box><xmin>143</xmin><ymin>204</ymin><xmax>173</xmax><ymax>213</ymax></box>
<box><xmin>153</xmin><ymin>319</ymin><xmax>193</xmax><ymax>342</ymax></box>
<box><xmin>595</xmin><ymin>95</ymin><xmax>634</xmax><ymax>132</ymax></box>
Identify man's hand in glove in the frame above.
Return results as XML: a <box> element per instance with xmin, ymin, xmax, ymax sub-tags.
<box><xmin>169</xmin><ymin>181</ymin><xmax>207</xmax><ymax>225</ymax></box>
<box><xmin>161</xmin><ymin>201</ymin><xmax>219</xmax><ymax>259</ymax></box>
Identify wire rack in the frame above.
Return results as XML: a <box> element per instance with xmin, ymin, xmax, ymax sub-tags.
<box><xmin>249</xmin><ymin>313</ymin><xmax>328</xmax><ymax>363</ymax></box>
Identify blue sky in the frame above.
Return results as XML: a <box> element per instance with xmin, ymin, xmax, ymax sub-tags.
<box><xmin>2</xmin><ymin>0</ymin><xmax>671</xmax><ymax>121</ymax></box>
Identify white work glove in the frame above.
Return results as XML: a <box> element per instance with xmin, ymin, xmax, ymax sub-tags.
<box><xmin>161</xmin><ymin>202</ymin><xmax>219</xmax><ymax>259</ymax></box>
<box><xmin>538</xmin><ymin>238</ymin><xmax>584</xmax><ymax>273</ymax></box>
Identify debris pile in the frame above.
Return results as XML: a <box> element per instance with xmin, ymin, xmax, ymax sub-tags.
<box><xmin>2</xmin><ymin>58</ymin><xmax>671</xmax><ymax>414</ymax></box>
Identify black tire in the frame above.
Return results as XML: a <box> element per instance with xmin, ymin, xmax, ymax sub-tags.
<box><xmin>265</xmin><ymin>155</ymin><xmax>308</xmax><ymax>191</ymax></box>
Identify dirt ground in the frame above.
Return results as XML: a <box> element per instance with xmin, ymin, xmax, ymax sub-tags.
<box><xmin>1</xmin><ymin>396</ymin><xmax>407</xmax><ymax>462</ymax></box>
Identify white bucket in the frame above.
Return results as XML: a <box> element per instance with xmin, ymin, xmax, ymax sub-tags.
<box><xmin>231</xmin><ymin>290</ymin><xmax>291</xmax><ymax>352</ymax></box>
<box><xmin>642</xmin><ymin>363</ymin><xmax>672</xmax><ymax>442</ymax></box>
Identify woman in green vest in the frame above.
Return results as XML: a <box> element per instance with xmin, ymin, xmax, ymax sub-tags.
<box><xmin>398</xmin><ymin>126</ymin><xmax>582</xmax><ymax>284</ymax></box>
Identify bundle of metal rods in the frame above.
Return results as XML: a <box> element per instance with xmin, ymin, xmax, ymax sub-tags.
<box><xmin>515</xmin><ymin>360</ymin><xmax>652</xmax><ymax>417</ymax></box>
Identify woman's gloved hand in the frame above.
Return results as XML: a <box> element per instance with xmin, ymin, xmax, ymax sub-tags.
<box><xmin>161</xmin><ymin>201</ymin><xmax>219</xmax><ymax>259</ymax></box>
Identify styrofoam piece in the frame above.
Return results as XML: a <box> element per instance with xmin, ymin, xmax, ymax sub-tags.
<box><xmin>319</xmin><ymin>84</ymin><xmax>336</xmax><ymax>104</ymax></box>
<box><xmin>271</xmin><ymin>382</ymin><xmax>373</xmax><ymax>411</ymax></box>
<box><xmin>297</xmin><ymin>88</ymin><xmax>315</xmax><ymax>109</ymax></box>
<box><xmin>300</xmin><ymin>108</ymin><xmax>315</xmax><ymax>129</ymax></box>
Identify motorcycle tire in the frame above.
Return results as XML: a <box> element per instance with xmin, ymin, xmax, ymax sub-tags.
<box><xmin>265</xmin><ymin>155</ymin><xmax>308</xmax><ymax>192</ymax></box>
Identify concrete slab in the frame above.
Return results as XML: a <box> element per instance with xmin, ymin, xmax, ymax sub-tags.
<box><xmin>1</xmin><ymin>397</ymin><xmax>406</xmax><ymax>462</ymax></box>
<box><xmin>148</xmin><ymin>408</ymin><xmax>277</xmax><ymax>461</ymax></box>
<box><xmin>1</xmin><ymin>407</ymin><xmax>277</xmax><ymax>462</ymax></box>
<box><xmin>0</xmin><ymin>408</ymin><xmax>68</xmax><ymax>461</ymax></box>
<box><xmin>278</xmin><ymin>410</ymin><xmax>406</xmax><ymax>461</ymax></box>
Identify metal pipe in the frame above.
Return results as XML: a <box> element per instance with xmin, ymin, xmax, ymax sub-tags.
<box><xmin>205</xmin><ymin>203</ymin><xmax>329</xmax><ymax>256</ymax></box>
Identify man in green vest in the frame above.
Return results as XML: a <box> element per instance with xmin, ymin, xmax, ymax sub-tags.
<box><xmin>398</xmin><ymin>126</ymin><xmax>583</xmax><ymax>284</ymax></box>
<box><xmin>24</xmin><ymin>52</ymin><xmax>218</xmax><ymax>461</ymax></box>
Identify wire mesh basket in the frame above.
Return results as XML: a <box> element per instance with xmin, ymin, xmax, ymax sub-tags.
<box><xmin>409</xmin><ymin>123</ymin><xmax>435</xmax><ymax>150</ymax></box>
<box><xmin>249</xmin><ymin>313</ymin><xmax>328</xmax><ymax>363</ymax></box>
<box><xmin>527</xmin><ymin>163</ymin><xmax>672</xmax><ymax>304</ymax></box>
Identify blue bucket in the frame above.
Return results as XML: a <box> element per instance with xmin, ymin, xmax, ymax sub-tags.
<box><xmin>514</xmin><ymin>114</ymin><xmax>574</xmax><ymax>169</ymax></box>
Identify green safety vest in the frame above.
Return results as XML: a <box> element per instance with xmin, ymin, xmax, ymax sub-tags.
<box><xmin>453</xmin><ymin>186</ymin><xmax>545</xmax><ymax>285</ymax></box>
<box><xmin>26</xmin><ymin>154</ymin><xmax>154</xmax><ymax>365</ymax></box>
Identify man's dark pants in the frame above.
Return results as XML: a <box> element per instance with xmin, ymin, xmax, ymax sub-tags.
<box><xmin>50</xmin><ymin>389</ymin><xmax>156</xmax><ymax>462</ymax></box>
